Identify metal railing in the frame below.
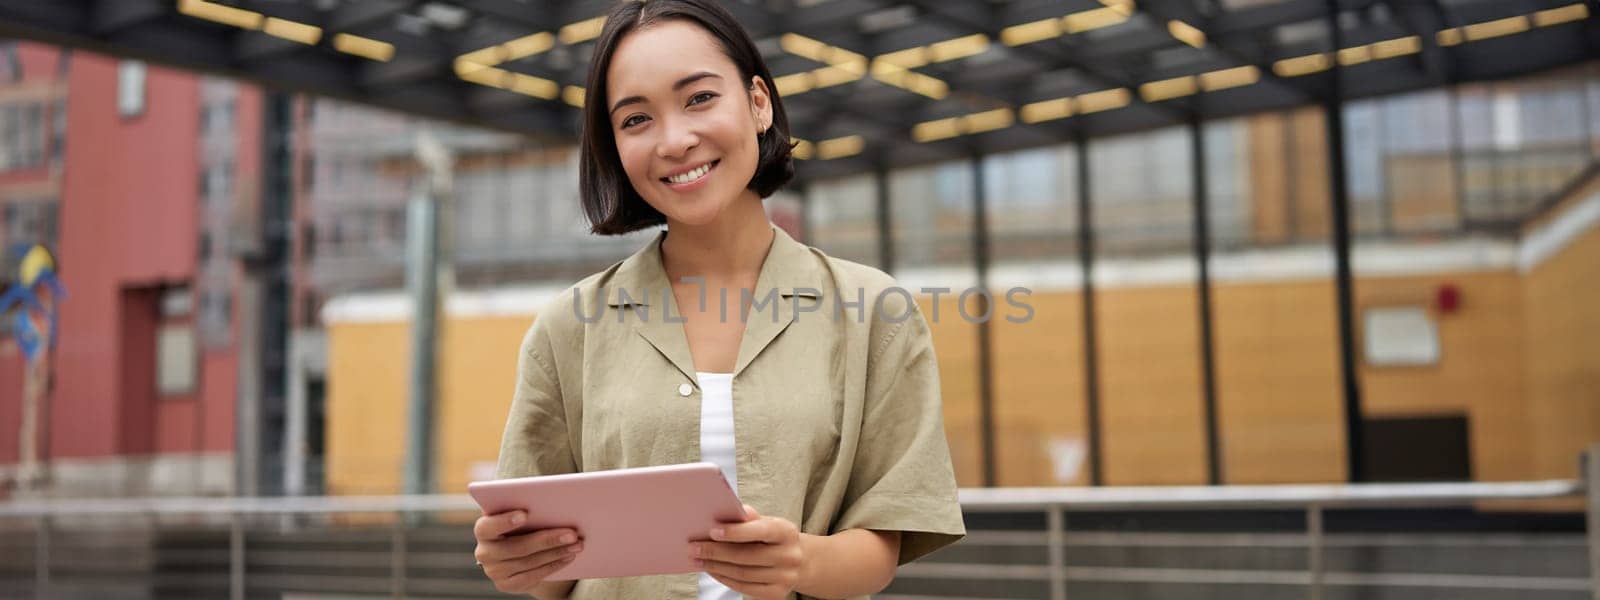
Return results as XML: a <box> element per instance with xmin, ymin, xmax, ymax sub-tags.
<box><xmin>952</xmin><ymin>478</ymin><xmax>1591</xmax><ymax>600</ymax></box>
<box><xmin>2</xmin><ymin>444</ymin><xmax>1596</xmax><ymax>600</ymax></box>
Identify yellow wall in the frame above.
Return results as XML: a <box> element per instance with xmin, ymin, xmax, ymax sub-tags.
<box><xmin>326</xmin><ymin>228</ymin><xmax>1599</xmax><ymax>494</ymax></box>
<box><xmin>1355</xmin><ymin>272</ymin><xmax>1529</xmax><ymax>483</ymax></box>
<box><xmin>1246</xmin><ymin>108</ymin><xmax>1334</xmax><ymax>243</ymax></box>
<box><xmin>1212</xmin><ymin>280</ymin><xmax>1346</xmax><ymax>483</ymax></box>
<box><xmin>325</xmin><ymin>315</ymin><xmax>531</xmax><ymax>495</ymax></box>
<box><xmin>437</xmin><ymin>316</ymin><xmax>536</xmax><ymax>494</ymax></box>
<box><xmin>992</xmin><ymin>292</ymin><xmax>1087</xmax><ymax>486</ymax></box>
<box><xmin>1096</xmin><ymin>285</ymin><xmax>1209</xmax><ymax>485</ymax></box>
<box><xmin>1523</xmin><ymin>224</ymin><xmax>1600</xmax><ymax>482</ymax></box>
<box><xmin>918</xmin><ymin>295</ymin><xmax>984</xmax><ymax>488</ymax></box>
<box><xmin>325</xmin><ymin>321</ymin><xmax>409</xmax><ymax>495</ymax></box>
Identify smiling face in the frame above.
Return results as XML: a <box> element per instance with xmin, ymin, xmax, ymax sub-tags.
<box><xmin>605</xmin><ymin>19</ymin><xmax>773</xmax><ymax>227</ymax></box>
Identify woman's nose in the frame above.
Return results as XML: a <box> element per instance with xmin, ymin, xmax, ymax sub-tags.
<box><xmin>655</xmin><ymin>117</ymin><xmax>699</xmax><ymax>159</ymax></box>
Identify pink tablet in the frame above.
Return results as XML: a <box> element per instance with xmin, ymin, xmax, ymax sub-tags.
<box><xmin>466</xmin><ymin>462</ymin><xmax>748</xmax><ymax>581</ymax></box>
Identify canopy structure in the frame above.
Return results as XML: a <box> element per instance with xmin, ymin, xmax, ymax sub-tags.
<box><xmin>0</xmin><ymin>0</ymin><xmax>1594</xmax><ymax>180</ymax></box>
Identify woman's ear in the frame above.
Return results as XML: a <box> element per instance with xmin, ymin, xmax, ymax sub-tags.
<box><xmin>748</xmin><ymin>75</ymin><xmax>773</xmax><ymax>134</ymax></box>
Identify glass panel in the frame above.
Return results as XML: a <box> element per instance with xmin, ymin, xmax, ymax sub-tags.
<box><xmin>987</xmin><ymin>144</ymin><xmax>1087</xmax><ymax>486</ymax></box>
<box><xmin>1380</xmin><ymin>90</ymin><xmax>1459</xmax><ymax>235</ymax></box>
<box><xmin>805</xmin><ymin>174</ymin><xmax>879</xmax><ymax>267</ymax></box>
<box><xmin>1090</xmin><ymin>126</ymin><xmax>1207</xmax><ymax>485</ymax></box>
<box><xmin>1208</xmin><ymin>112</ymin><xmax>1345</xmax><ymax>484</ymax></box>
<box><xmin>1355</xmin><ymin>69</ymin><xmax>1598</xmax><ymax>484</ymax></box>
<box><xmin>890</xmin><ymin>160</ymin><xmax>983</xmax><ymax>486</ymax></box>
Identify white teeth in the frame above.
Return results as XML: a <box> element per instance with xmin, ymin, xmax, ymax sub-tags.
<box><xmin>667</xmin><ymin>163</ymin><xmax>712</xmax><ymax>184</ymax></box>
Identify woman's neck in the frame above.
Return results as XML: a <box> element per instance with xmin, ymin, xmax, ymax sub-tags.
<box><xmin>660</xmin><ymin>193</ymin><xmax>775</xmax><ymax>283</ymax></box>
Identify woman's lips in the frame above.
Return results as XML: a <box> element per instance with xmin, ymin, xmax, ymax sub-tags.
<box><xmin>661</xmin><ymin>160</ymin><xmax>719</xmax><ymax>189</ymax></box>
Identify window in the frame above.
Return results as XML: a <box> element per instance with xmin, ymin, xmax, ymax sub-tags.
<box><xmin>0</xmin><ymin>43</ymin><xmax>19</xmax><ymax>83</ymax></box>
<box><xmin>329</xmin><ymin>219</ymin><xmax>344</xmax><ymax>251</ymax></box>
<box><xmin>1090</xmin><ymin>127</ymin><xmax>1193</xmax><ymax>256</ymax></box>
<box><xmin>203</xmin><ymin>97</ymin><xmax>235</xmax><ymax>135</ymax></box>
<box><xmin>118</xmin><ymin>60</ymin><xmax>147</xmax><ymax>118</ymax></box>
<box><xmin>386</xmin><ymin>208</ymin><xmax>405</xmax><ymax>245</ymax></box>
<box><xmin>199</xmin><ymin>288</ymin><xmax>233</xmax><ymax>349</ymax></box>
<box><xmin>301</xmin><ymin>292</ymin><xmax>320</xmax><ymax>327</ymax></box>
<box><xmin>21</xmin><ymin>103</ymin><xmax>41</xmax><ymax>166</ymax></box>
<box><xmin>985</xmin><ymin>145</ymin><xmax>1079</xmax><ymax>263</ymax></box>
<box><xmin>157</xmin><ymin>287</ymin><xmax>196</xmax><ymax>395</ymax></box>
<box><xmin>50</xmin><ymin>98</ymin><xmax>64</xmax><ymax>163</ymax></box>
<box><xmin>807</xmin><ymin>175</ymin><xmax>878</xmax><ymax>267</ymax></box>
<box><xmin>302</xmin><ymin>222</ymin><xmax>317</xmax><ymax>259</ymax></box>
<box><xmin>300</xmin><ymin>154</ymin><xmax>315</xmax><ymax>194</ymax></box>
<box><xmin>157</xmin><ymin>324</ymin><xmax>197</xmax><ymax>394</ymax></box>
<box><xmin>891</xmin><ymin>161</ymin><xmax>975</xmax><ymax>272</ymax></box>
<box><xmin>203</xmin><ymin>159</ymin><xmax>234</xmax><ymax>203</ymax></box>
<box><xmin>0</xmin><ymin>102</ymin><xmax>45</xmax><ymax>171</ymax></box>
<box><xmin>1</xmin><ymin>199</ymin><xmax>59</xmax><ymax>249</ymax></box>
<box><xmin>506</xmin><ymin>164</ymin><xmax>539</xmax><ymax>241</ymax></box>
<box><xmin>199</xmin><ymin>231</ymin><xmax>212</xmax><ymax>261</ymax></box>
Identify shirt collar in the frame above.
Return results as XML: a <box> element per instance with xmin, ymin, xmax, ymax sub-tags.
<box><xmin>604</xmin><ymin>224</ymin><xmax>823</xmax><ymax>307</ymax></box>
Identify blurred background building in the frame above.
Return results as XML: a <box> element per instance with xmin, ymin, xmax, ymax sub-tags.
<box><xmin>0</xmin><ymin>0</ymin><xmax>1596</xmax><ymax>596</ymax></box>
<box><xmin>0</xmin><ymin>0</ymin><xmax>1592</xmax><ymax>501</ymax></box>
<box><xmin>0</xmin><ymin>44</ymin><xmax>258</xmax><ymax>499</ymax></box>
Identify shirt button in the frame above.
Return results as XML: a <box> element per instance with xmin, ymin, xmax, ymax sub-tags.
<box><xmin>678</xmin><ymin>383</ymin><xmax>693</xmax><ymax>397</ymax></box>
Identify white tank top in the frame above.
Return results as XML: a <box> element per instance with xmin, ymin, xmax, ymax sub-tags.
<box><xmin>695</xmin><ymin>372</ymin><xmax>741</xmax><ymax>600</ymax></box>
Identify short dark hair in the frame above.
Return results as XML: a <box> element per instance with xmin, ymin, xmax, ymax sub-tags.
<box><xmin>579</xmin><ymin>0</ymin><xmax>795</xmax><ymax>236</ymax></box>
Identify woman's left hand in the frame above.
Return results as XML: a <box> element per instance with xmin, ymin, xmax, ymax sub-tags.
<box><xmin>692</xmin><ymin>504</ymin><xmax>807</xmax><ymax>599</ymax></box>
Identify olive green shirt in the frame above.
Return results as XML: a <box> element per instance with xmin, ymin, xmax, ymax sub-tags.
<box><xmin>496</xmin><ymin>225</ymin><xmax>966</xmax><ymax>600</ymax></box>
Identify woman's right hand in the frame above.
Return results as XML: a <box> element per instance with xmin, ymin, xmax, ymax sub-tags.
<box><xmin>473</xmin><ymin>510</ymin><xmax>584</xmax><ymax>595</ymax></box>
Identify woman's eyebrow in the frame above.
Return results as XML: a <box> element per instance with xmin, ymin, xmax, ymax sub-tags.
<box><xmin>609</xmin><ymin>71</ymin><xmax>724</xmax><ymax>115</ymax></box>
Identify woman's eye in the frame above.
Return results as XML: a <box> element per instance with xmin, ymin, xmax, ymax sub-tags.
<box><xmin>688</xmin><ymin>92</ymin><xmax>718</xmax><ymax>106</ymax></box>
<box><xmin>620</xmin><ymin>114</ymin><xmax>648</xmax><ymax>129</ymax></box>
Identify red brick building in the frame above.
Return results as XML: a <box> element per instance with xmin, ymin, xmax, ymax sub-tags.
<box><xmin>0</xmin><ymin>41</ymin><xmax>260</xmax><ymax>499</ymax></box>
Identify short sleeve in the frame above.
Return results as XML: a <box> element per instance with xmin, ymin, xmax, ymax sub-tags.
<box><xmin>495</xmin><ymin>316</ymin><xmax>578</xmax><ymax>481</ymax></box>
<box><xmin>832</xmin><ymin>304</ymin><xmax>966</xmax><ymax>564</ymax></box>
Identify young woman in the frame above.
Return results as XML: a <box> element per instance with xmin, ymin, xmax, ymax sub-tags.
<box><xmin>471</xmin><ymin>1</ymin><xmax>964</xmax><ymax>598</ymax></box>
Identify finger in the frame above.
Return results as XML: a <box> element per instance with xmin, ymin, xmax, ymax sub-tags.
<box><xmin>712</xmin><ymin>519</ymin><xmax>781</xmax><ymax>544</ymax></box>
<box><xmin>707</xmin><ymin>572</ymin><xmax>787</xmax><ymax>600</ymax></box>
<box><xmin>694</xmin><ymin>541</ymin><xmax>779</xmax><ymax>567</ymax></box>
<box><xmin>473</xmin><ymin>510</ymin><xmax>527</xmax><ymax>540</ymax></box>
<box><xmin>505</xmin><ymin>528</ymin><xmax>580</xmax><ymax>557</ymax></box>
<box><xmin>484</xmin><ymin>539</ymin><xmax>583</xmax><ymax>576</ymax></box>
<box><xmin>497</xmin><ymin>553</ymin><xmax>578</xmax><ymax>592</ymax></box>
<box><xmin>699</xmin><ymin>558</ymin><xmax>778</xmax><ymax>584</ymax></box>
<box><xmin>478</xmin><ymin>529</ymin><xmax>579</xmax><ymax>562</ymax></box>
<box><xmin>741</xmin><ymin>504</ymin><xmax>761</xmax><ymax>522</ymax></box>
<box><xmin>706</xmin><ymin>571</ymin><xmax>760</xmax><ymax>596</ymax></box>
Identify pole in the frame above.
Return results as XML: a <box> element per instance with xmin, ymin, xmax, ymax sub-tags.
<box><xmin>229</xmin><ymin>514</ymin><xmax>245</xmax><ymax>600</ymax></box>
<box><xmin>971</xmin><ymin>153</ymin><xmax>997</xmax><ymax>488</ymax></box>
<box><xmin>1307</xmin><ymin>504</ymin><xmax>1324</xmax><ymax>600</ymax></box>
<box><xmin>1076</xmin><ymin>136</ymin><xmax>1104</xmax><ymax>486</ymax></box>
<box><xmin>1324</xmin><ymin>0</ymin><xmax>1366</xmax><ymax>483</ymax></box>
<box><xmin>874</xmin><ymin>167</ymin><xmax>894</xmax><ymax>273</ymax></box>
<box><xmin>1048</xmin><ymin>505</ymin><xmax>1067</xmax><ymax>600</ymax></box>
<box><xmin>403</xmin><ymin>131</ymin><xmax>454</xmax><ymax>498</ymax></box>
<box><xmin>391</xmin><ymin>514</ymin><xmax>408</xmax><ymax>599</ymax></box>
<box><xmin>284</xmin><ymin>334</ymin><xmax>306</xmax><ymax>498</ymax></box>
<box><xmin>1585</xmin><ymin>444</ymin><xmax>1599</xmax><ymax>600</ymax></box>
<box><xmin>1190</xmin><ymin>118</ymin><xmax>1222</xmax><ymax>485</ymax></box>
<box><xmin>33</xmin><ymin>515</ymin><xmax>49</xmax><ymax>599</ymax></box>
<box><xmin>19</xmin><ymin>359</ymin><xmax>45</xmax><ymax>489</ymax></box>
